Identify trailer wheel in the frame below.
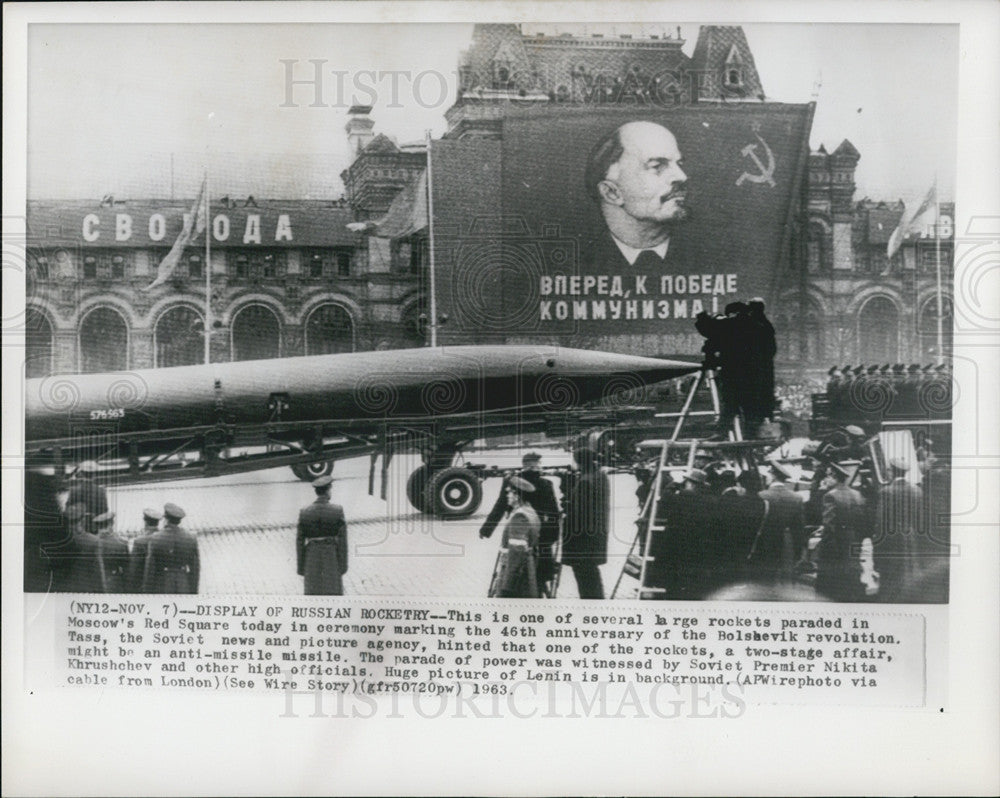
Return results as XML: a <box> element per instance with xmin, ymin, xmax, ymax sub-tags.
<box><xmin>291</xmin><ymin>460</ymin><xmax>334</xmax><ymax>481</ymax></box>
<box><xmin>406</xmin><ymin>465</ymin><xmax>431</xmax><ymax>513</ymax></box>
<box><xmin>427</xmin><ymin>466</ymin><xmax>482</xmax><ymax>518</ymax></box>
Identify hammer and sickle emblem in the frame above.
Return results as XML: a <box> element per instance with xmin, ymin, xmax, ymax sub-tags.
<box><xmin>736</xmin><ymin>133</ymin><xmax>777</xmax><ymax>187</ymax></box>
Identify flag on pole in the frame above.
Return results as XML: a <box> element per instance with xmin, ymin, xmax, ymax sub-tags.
<box><xmin>886</xmin><ymin>183</ymin><xmax>937</xmax><ymax>261</ymax></box>
<box><xmin>143</xmin><ymin>178</ymin><xmax>207</xmax><ymax>290</ymax></box>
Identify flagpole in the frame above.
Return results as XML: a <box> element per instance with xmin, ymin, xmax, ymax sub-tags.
<box><xmin>934</xmin><ymin>174</ymin><xmax>943</xmax><ymax>365</ymax></box>
<box><xmin>204</xmin><ymin>169</ymin><xmax>212</xmax><ymax>364</ymax></box>
<box><xmin>425</xmin><ymin>129</ymin><xmax>438</xmax><ymax>348</ymax></box>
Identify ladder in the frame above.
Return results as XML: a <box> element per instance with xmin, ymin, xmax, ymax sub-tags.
<box><xmin>611</xmin><ymin>368</ymin><xmax>755</xmax><ymax>600</ymax></box>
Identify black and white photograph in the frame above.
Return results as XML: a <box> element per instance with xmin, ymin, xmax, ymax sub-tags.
<box><xmin>19</xmin><ymin>18</ymin><xmax>959</xmax><ymax>604</ymax></box>
<box><xmin>4</xmin><ymin>2</ymin><xmax>998</xmax><ymax>796</ymax></box>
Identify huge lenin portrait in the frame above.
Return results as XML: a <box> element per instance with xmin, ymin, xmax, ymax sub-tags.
<box><xmin>433</xmin><ymin>104</ymin><xmax>813</xmax><ymax>358</ymax></box>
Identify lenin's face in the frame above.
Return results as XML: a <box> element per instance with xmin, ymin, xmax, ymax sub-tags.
<box><xmin>604</xmin><ymin>122</ymin><xmax>688</xmax><ymax>223</ymax></box>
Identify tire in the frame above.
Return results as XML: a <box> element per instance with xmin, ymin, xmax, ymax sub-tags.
<box><xmin>406</xmin><ymin>465</ymin><xmax>431</xmax><ymax>513</ymax></box>
<box><xmin>427</xmin><ymin>466</ymin><xmax>482</xmax><ymax>519</ymax></box>
<box><xmin>291</xmin><ymin>459</ymin><xmax>334</xmax><ymax>481</ymax></box>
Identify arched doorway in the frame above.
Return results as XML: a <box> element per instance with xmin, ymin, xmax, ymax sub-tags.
<box><xmin>79</xmin><ymin>307</ymin><xmax>129</xmax><ymax>373</ymax></box>
<box><xmin>305</xmin><ymin>303</ymin><xmax>354</xmax><ymax>355</ymax></box>
<box><xmin>857</xmin><ymin>297</ymin><xmax>899</xmax><ymax>363</ymax></box>
<box><xmin>918</xmin><ymin>296</ymin><xmax>953</xmax><ymax>361</ymax></box>
<box><xmin>155</xmin><ymin>306</ymin><xmax>204</xmax><ymax>367</ymax></box>
<box><xmin>231</xmin><ymin>304</ymin><xmax>281</xmax><ymax>361</ymax></box>
<box><xmin>25</xmin><ymin>308</ymin><xmax>53</xmax><ymax>378</ymax></box>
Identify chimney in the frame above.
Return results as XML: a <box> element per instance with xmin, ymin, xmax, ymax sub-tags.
<box><xmin>345</xmin><ymin>105</ymin><xmax>375</xmax><ymax>156</ymax></box>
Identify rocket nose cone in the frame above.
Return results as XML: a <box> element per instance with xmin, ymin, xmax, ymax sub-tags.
<box><xmin>532</xmin><ymin>348</ymin><xmax>699</xmax><ymax>408</ymax></box>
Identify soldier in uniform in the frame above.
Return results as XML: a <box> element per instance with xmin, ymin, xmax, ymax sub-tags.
<box><xmin>65</xmin><ymin>460</ymin><xmax>108</xmax><ymax>532</ymax></box>
<box><xmin>141</xmin><ymin>503</ymin><xmax>200</xmax><ymax>594</ymax></box>
<box><xmin>480</xmin><ymin>452</ymin><xmax>561</xmax><ymax>594</ymax></box>
<box><xmin>489</xmin><ymin>476</ymin><xmax>542</xmax><ymax>598</ymax></box>
<box><xmin>128</xmin><ymin>507</ymin><xmax>162</xmax><ymax>592</ymax></box>
<box><xmin>296</xmin><ymin>475</ymin><xmax>348</xmax><ymax>595</ymax></box>
<box><xmin>93</xmin><ymin>511</ymin><xmax>130</xmax><ymax>593</ymax></box>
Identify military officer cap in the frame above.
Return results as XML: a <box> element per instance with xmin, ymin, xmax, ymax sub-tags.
<box><xmin>64</xmin><ymin>502</ymin><xmax>89</xmax><ymax>522</ymax></box>
<box><xmin>888</xmin><ymin>456</ymin><xmax>910</xmax><ymax>473</ymax></box>
<box><xmin>522</xmin><ymin>451</ymin><xmax>542</xmax><ymax>465</ymax></box>
<box><xmin>684</xmin><ymin>468</ymin><xmax>709</xmax><ymax>486</ymax></box>
<box><xmin>845</xmin><ymin>425</ymin><xmax>866</xmax><ymax>438</ymax></box>
<box><xmin>78</xmin><ymin>460</ymin><xmax>98</xmax><ymax>474</ymax></box>
<box><xmin>163</xmin><ymin>502</ymin><xmax>186</xmax><ymax>521</ymax></box>
<box><xmin>507</xmin><ymin>476</ymin><xmax>536</xmax><ymax>494</ymax></box>
<box><xmin>143</xmin><ymin>507</ymin><xmax>163</xmax><ymax>522</ymax></box>
<box><xmin>312</xmin><ymin>474</ymin><xmax>333</xmax><ymax>489</ymax></box>
<box><xmin>93</xmin><ymin>511</ymin><xmax>115</xmax><ymax>528</ymax></box>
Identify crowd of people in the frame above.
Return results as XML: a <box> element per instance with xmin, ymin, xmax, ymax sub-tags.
<box><xmin>25</xmin><ymin>461</ymin><xmax>200</xmax><ymax>594</ymax></box>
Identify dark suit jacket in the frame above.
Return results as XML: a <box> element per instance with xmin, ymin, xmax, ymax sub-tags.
<box><xmin>297</xmin><ymin>497</ymin><xmax>348</xmax><ymax>593</ymax></box>
<box><xmin>142</xmin><ymin>524</ymin><xmax>200</xmax><ymax>594</ymax></box>
<box><xmin>581</xmin><ymin>228</ymin><xmax>689</xmax><ymax>276</ymax></box>
<box><xmin>51</xmin><ymin>529</ymin><xmax>104</xmax><ymax>593</ymax></box>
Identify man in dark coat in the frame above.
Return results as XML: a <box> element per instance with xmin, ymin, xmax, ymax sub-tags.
<box><xmin>296</xmin><ymin>475</ymin><xmax>348</xmax><ymax>595</ymax></box>
<box><xmin>24</xmin><ymin>470</ymin><xmax>66</xmax><ymax>592</ymax></box>
<box><xmin>128</xmin><ymin>507</ymin><xmax>162</xmax><ymax>592</ymax></box>
<box><xmin>93</xmin><ymin>511</ymin><xmax>130</xmax><ymax>593</ymax></box>
<box><xmin>560</xmin><ymin>446</ymin><xmax>610</xmax><ymax>599</ymax></box>
<box><xmin>51</xmin><ymin>502</ymin><xmax>103</xmax><ymax>593</ymax></box>
<box><xmin>695</xmin><ymin>303</ymin><xmax>753</xmax><ymax>436</ymax></box>
<box><xmin>65</xmin><ymin>460</ymin><xmax>108</xmax><ymax>532</ymax></box>
<box><xmin>141</xmin><ymin>503</ymin><xmax>200</xmax><ymax>594</ymax></box>
<box><xmin>815</xmin><ymin>466</ymin><xmax>867</xmax><ymax>602</ymax></box>
<box><xmin>480</xmin><ymin>452</ymin><xmax>561</xmax><ymax>590</ymax></box>
<box><xmin>745</xmin><ymin>298</ymin><xmax>777</xmax><ymax>431</ymax></box>
<box><xmin>756</xmin><ymin>465</ymin><xmax>806</xmax><ymax>579</ymax></box>
<box><xmin>874</xmin><ymin>457</ymin><xmax>926</xmax><ymax>602</ymax></box>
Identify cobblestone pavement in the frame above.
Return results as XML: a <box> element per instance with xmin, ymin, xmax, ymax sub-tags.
<box><xmin>102</xmin><ymin>449</ymin><xmax>645</xmax><ymax>598</ymax></box>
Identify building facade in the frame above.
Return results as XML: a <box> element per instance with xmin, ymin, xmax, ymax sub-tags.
<box><xmin>775</xmin><ymin>142</ymin><xmax>954</xmax><ymax>381</ymax></box>
<box><xmin>24</xmin><ymin>198</ymin><xmax>426</xmax><ymax>377</ymax></box>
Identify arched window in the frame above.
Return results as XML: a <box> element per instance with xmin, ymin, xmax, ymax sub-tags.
<box><xmin>79</xmin><ymin>307</ymin><xmax>128</xmax><ymax>373</ymax></box>
<box><xmin>774</xmin><ymin>304</ymin><xmax>822</xmax><ymax>362</ymax></box>
<box><xmin>231</xmin><ymin>304</ymin><xmax>280</xmax><ymax>361</ymax></box>
<box><xmin>305</xmin><ymin>303</ymin><xmax>354</xmax><ymax>355</ymax></box>
<box><xmin>25</xmin><ymin>308</ymin><xmax>53</xmax><ymax>378</ymax></box>
<box><xmin>918</xmin><ymin>296</ymin><xmax>953</xmax><ymax>361</ymax></box>
<box><xmin>807</xmin><ymin>221</ymin><xmax>828</xmax><ymax>273</ymax></box>
<box><xmin>155</xmin><ymin>306</ymin><xmax>204</xmax><ymax>368</ymax></box>
<box><xmin>857</xmin><ymin>297</ymin><xmax>899</xmax><ymax>363</ymax></box>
